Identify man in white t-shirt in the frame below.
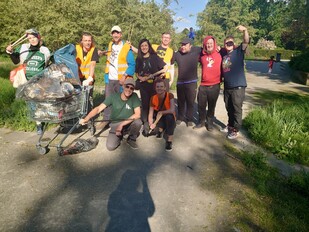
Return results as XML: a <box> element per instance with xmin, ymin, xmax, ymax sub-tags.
<box><xmin>99</xmin><ymin>26</ymin><xmax>135</xmax><ymax>129</ymax></box>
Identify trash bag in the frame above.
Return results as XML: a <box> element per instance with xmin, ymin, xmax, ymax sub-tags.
<box><xmin>62</xmin><ymin>137</ymin><xmax>99</xmax><ymax>155</ymax></box>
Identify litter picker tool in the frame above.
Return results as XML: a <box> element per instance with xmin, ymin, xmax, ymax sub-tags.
<box><xmin>11</xmin><ymin>34</ymin><xmax>27</xmax><ymax>47</ymax></box>
<box><xmin>148</xmin><ymin>113</ymin><xmax>163</xmax><ymax>135</ymax></box>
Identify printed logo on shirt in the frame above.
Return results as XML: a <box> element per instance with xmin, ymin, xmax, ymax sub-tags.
<box><xmin>156</xmin><ymin>49</ymin><xmax>166</xmax><ymax>59</ymax></box>
<box><xmin>207</xmin><ymin>57</ymin><xmax>214</xmax><ymax>67</ymax></box>
<box><xmin>222</xmin><ymin>55</ymin><xmax>232</xmax><ymax>72</ymax></box>
<box><xmin>125</xmin><ymin>104</ymin><xmax>132</xmax><ymax>110</ymax></box>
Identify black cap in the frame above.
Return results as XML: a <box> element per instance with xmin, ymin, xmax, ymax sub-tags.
<box><xmin>181</xmin><ymin>38</ymin><xmax>193</xmax><ymax>45</ymax></box>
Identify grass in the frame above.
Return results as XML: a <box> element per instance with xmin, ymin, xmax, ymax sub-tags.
<box><xmin>243</xmin><ymin>91</ymin><xmax>309</xmax><ymax>165</ymax></box>
<box><xmin>219</xmin><ymin>143</ymin><xmax>309</xmax><ymax>231</ymax></box>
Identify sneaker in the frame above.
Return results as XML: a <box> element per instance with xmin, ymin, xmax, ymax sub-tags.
<box><xmin>187</xmin><ymin>121</ymin><xmax>194</xmax><ymax>127</ymax></box>
<box><xmin>127</xmin><ymin>139</ymin><xmax>138</xmax><ymax>149</ymax></box>
<box><xmin>206</xmin><ymin>121</ymin><xmax>214</xmax><ymax>131</ymax></box>
<box><xmin>165</xmin><ymin>141</ymin><xmax>172</xmax><ymax>151</ymax></box>
<box><xmin>227</xmin><ymin>130</ymin><xmax>239</xmax><ymax>140</ymax></box>
<box><xmin>193</xmin><ymin>123</ymin><xmax>205</xmax><ymax>130</ymax></box>
<box><xmin>156</xmin><ymin>131</ymin><xmax>163</xmax><ymax>139</ymax></box>
<box><xmin>37</xmin><ymin>124</ymin><xmax>43</xmax><ymax>135</ymax></box>
<box><xmin>220</xmin><ymin>126</ymin><xmax>229</xmax><ymax>133</ymax></box>
<box><xmin>176</xmin><ymin>120</ymin><xmax>182</xmax><ymax>125</ymax></box>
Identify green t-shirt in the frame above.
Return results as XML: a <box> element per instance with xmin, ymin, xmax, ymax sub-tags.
<box><xmin>103</xmin><ymin>92</ymin><xmax>141</xmax><ymax>122</ymax></box>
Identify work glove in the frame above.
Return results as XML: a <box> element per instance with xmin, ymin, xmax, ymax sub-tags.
<box><xmin>82</xmin><ymin>76</ymin><xmax>93</xmax><ymax>86</ymax></box>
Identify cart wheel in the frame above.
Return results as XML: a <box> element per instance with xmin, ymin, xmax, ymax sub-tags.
<box><xmin>57</xmin><ymin>147</ymin><xmax>64</xmax><ymax>156</ymax></box>
<box><xmin>37</xmin><ymin>145</ymin><xmax>47</xmax><ymax>155</ymax></box>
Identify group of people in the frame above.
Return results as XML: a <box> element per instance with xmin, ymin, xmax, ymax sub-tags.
<box><xmin>6</xmin><ymin>24</ymin><xmax>250</xmax><ymax>152</ymax></box>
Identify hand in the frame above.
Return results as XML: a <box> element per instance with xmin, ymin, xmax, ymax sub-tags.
<box><xmin>6</xmin><ymin>45</ymin><xmax>13</xmax><ymax>54</ymax></box>
<box><xmin>150</xmin><ymin>123</ymin><xmax>156</xmax><ymax>130</ymax></box>
<box><xmin>216</xmin><ymin>45</ymin><xmax>221</xmax><ymax>52</ymax></box>
<box><xmin>82</xmin><ymin>76</ymin><xmax>93</xmax><ymax>86</ymax></box>
<box><xmin>119</xmin><ymin>75</ymin><xmax>126</xmax><ymax>85</ymax></box>
<box><xmin>148</xmin><ymin>74</ymin><xmax>154</xmax><ymax>80</ymax></box>
<box><xmin>236</xmin><ymin>25</ymin><xmax>247</xmax><ymax>32</ymax></box>
<box><xmin>115</xmin><ymin>125</ymin><xmax>123</xmax><ymax>136</ymax></box>
<box><xmin>79</xmin><ymin>118</ymin><xmax>87</xmax><ymax>125</ymax></box>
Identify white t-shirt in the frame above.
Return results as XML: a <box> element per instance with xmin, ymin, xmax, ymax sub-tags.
<box><xmin>108</xmin><ymin>42</ymin><xmax>123</xmax><ymax>80</ymax></box>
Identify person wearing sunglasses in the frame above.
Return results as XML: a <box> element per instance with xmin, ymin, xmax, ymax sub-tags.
<box><xmin>221</xmin><ymin>25</ymin><xmax>250</xmax><ymax>139</ymax></box>
<box><xmin>79</xmin><ymin>78</ymin><xmax>142</xmax><ymax>150</ymax></box>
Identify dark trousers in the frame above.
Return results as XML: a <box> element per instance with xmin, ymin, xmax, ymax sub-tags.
<box><xmin>106</xmin><ymin>119</ymin><xmax>143</xmax><ymax>151</ymax></box>
<box><xmin>176</xmin><ymin>82</ymin><xmax>197</xmax><ymax>122</ymax></box>
<box><xmin>223</xmin><ymin>87</ymin><xmax>245</xmax><ymax>131</ymax></box>
<box><xmin>140</xmin><ymin>82</ymin><xmax>156</xmax><ymax>123</ymax></box>
<box><xmin>103</xmin><ymin>80</ymin><xmax>120</xmax><ymax>120</ymax></box>
<box><xmin>156</xmin><ymin>114</ymin><xmax>176</xmax><ymax>136</ymax></box>
<box><xmin>197</xmin><ymin>84</ymin><xmax>220</xmax><ymax>123</ymax></box>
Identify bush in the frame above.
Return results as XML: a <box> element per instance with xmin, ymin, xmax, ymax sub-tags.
<box><xmin>247</xmin><ymin>48</ymin><xmax>301</xmax><ymax>60</ymax></box>
<box><xmin>289</xmin><ymin>49</ymin><xmax>309</xmax><ymax>72</ymax></box>
<box><xmin>255</xmin><ymin>38</ymin><xmax>277</xmax><ymax>50</ymax></box>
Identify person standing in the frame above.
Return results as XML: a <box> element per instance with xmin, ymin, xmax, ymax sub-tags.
<box><xmin>174</xmin><ymin>38</ymin><xmax>201</xmax><ymax>127</ymax></box>
<box><xmin>148</xmin><ymin>79</ymin><xmax>176</xmax><ymax>151</ymax></box>
<box><xmin>135</xmin><ymin>39</ymin><xmax>167</xmax><ymax>134</ymax></box>
<box><xmin>221</xmin><ymin>25</ymin><xmax>250</xmax><ymax>139</ymax></box>
<box><xmin>99</xmin><ymin>25</ymin><xmax>135</xmax><ymax>129</ymax></box>
<box><xmin>194</xmin><ymin>36</ymin><xmax>222</xmax><ymax>131</ymax></box>
<box><xmin>6</xmin><ymin>28</ymin><xmax>50</xmax><ymax>135</ymax></box>
<box><xmin>79</xmin><ymin>78</ymin><xmax>142</xmax><ymax>150</ymax></box>
<box><xmin>130</xmin><ymin>32</ymin><xmax>175</xmax><ymax>90</ymax></box>
<box><xmin>75</xmin><ymin>32</ymin><xmax>100</xmax><ymax>113</ymax></box>
<box><xmin>268</xmin><ymin>55</ymin><xmax>275</xmax><ymax>73</ymax></box>
<box><xmin>188</xmin><ymin>27</ymin><xmax>195</xmax><ymax>40</ymax></box>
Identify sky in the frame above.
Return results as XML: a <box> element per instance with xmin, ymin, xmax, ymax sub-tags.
<box><xmin>158</xmin><ymin>0</ymin><xmax>209</xmax><ymax>33</ymax></box>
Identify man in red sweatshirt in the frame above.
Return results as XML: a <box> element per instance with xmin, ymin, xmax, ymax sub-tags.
<box><xmin>194</xmin><ymin>36</ymin><xmax>222</xmax><ymax>131</ymax></box>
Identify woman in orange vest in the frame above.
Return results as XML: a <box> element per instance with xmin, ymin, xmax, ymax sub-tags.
<box><xmin>148</xmin><ymin>79</ymin><xmax>176</xmax><ymax>151</ymax></box>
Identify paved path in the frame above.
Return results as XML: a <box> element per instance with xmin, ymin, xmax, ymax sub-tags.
<box><xmin>0</xmin><ymin>61</ymin><xmax>308</xmax><ymax>231</ymax></box>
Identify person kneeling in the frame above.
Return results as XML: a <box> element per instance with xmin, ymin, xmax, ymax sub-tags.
<box><xmin>148</xmin><ymin>79</ymin><xmax>176</xmax><ymax>151</ymax></box>
<box><xmin>79</xmin><ymin>78</ymin><xmax>142</xmax><ymax>150</ymax></box>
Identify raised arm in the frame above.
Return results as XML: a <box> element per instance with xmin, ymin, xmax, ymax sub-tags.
<box><xmin>236</xmin><ymin>25</ymin><xmax>249</xmax><ymax>50</ymax></box>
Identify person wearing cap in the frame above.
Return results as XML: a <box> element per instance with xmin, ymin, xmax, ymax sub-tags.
<box><xmin>129</xmin><ymin>32</ymin><xmax>175</xmax><ymax>91</ymax></box>
<box><xmin>174</xmin><ymin>38</ymin><xmax>201</xmax><ymax>127</ymax></box>
<box><xmin>99</xmin><ymin>25</ymin><xmax>136</xmax><ymax>130</ymax></box>
<box><xmin>6</xmin><ymin>28</ymin><xmax>51</xmax><ymax>135</ymax></box>
<box><xmin>220</xmin><ymin>25</ymin><xmax>250</xmax><ymax>140</ymax></box>
<box><xmin>135</xmin><ymin>38</ymin><xmax>167</xmax><ymax>135</ymax></box>
<box><xmin>194</xmin><ymin>36</ymin><xmax>222</xmax><ymax>131</ymax></box>
<box><xmin>79</xmin><ymin>78</ymin><xmax>142</xmax><ymax>150</ymax></box>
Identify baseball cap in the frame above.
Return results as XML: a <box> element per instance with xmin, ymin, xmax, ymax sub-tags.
<box><xmin>124</xmin><ymin>78</ymin><xmax>135</xmax><ymax>87</ymax></box>
<box><xmin>181</xmin><ymin>38</ymin><xmax>193</xmax><ymax>45</ymax></box>
<box><xmin>111</xmin><ymin>25</ymin><xmax>122</xmax><ymax>33</ymax></box>
<box><xmin>25</xmin><ymin>28</ymin><xmax>41</xmax><ymax>39</ymax></box>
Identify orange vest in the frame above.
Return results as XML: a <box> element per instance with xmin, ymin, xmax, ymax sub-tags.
<box><xmin>105</xmin><ymin>41</ymin><xmax>131</xmax><ymax>79</ymax></box>
<box><xmin>152</xmin><ymin>93</ymin><xmax>176</xmax><ymax>119</ymax></box>
<box><xmin>76</xmin><ymin>44</ymin><xmax>95</xmax><ymax>79</ymax></box>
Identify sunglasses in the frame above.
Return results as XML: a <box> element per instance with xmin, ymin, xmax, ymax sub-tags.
<box><xmin>225</xmin><ymin>41</ymin><xmax>234</xmax><ymax>46</ymax></box>
<box><xmin>125</xmin><ymin>85</ymin><xmax>134</xmax><ymax>91</ymax></box>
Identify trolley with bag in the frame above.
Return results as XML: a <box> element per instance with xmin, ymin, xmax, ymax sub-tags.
<box><xmin>16</xmin><ymin>44</ymin><xmax>94</xmax><ymax>156</ymax></box>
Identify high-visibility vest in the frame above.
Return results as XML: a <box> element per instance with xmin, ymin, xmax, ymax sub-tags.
<box><xmin>152</xmin><ymin>44</ymin><xmax>174</xmax><ymax>79</ymax></box>
<box><xmin>76</xmin><ymin>44</ymin><xmax>95</xmax><ymax>79</ymax></box>
<box><xmin>105</xmin><ymin>41</ymin><xmax>130</xmax><ymax>79</ymax></box>
<box><xmin>152</xmin><ymin>92</ymin><xmax>176</xmax><ymax>119</ymax></box>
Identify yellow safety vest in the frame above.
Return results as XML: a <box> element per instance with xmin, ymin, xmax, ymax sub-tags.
<box><xmin>76</xmin><ymin>44</ymin><xmax>95</xmax><ymax>79</ymax></box>
<box><xmin>152</xmin><ymin>44</ymin><xmax>173</xmax><ymax>79</ymax></box>
<box><xmin>105</xmin><ymin>41</ymin><xmax>130</xmax><ymax>80</ymax></box>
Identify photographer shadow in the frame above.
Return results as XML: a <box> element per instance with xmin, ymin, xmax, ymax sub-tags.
<box><xmin>105</xmin><ymin>169</ymin><xmax>155</xmax><ymax>232</ymax></box>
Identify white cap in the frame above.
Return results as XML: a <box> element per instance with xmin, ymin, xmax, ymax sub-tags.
<box><xmin>111</xmin><ymin>25</ymin><xmax>122</xmax><ymax>33</ymax></box>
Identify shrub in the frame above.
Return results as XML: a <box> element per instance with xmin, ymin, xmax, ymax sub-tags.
<box><xmin>255</xmin><ymin>38</ymin><xmax>277</xmax><ymax>50</ymax></box>
<box><xmin>289</xmin><ymin>48</ymin><xmax>309</xmax><ymax>72</ymax></box>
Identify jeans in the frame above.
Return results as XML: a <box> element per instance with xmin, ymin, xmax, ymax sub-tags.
<box><xmin>223</xmin><ymin>87</ymin><xmax>245</xmax><ymax>131</ymax></box>
<box><xmin>176</xmin><ymin>82</ymin><xmax>197</xmax><ymax>122</ymax></box>
<box><xmin>106</xmin><ymin>119</ymin><xmax>143</xmax><ymax>151</ymax></box>
<box><xmin>197</xmin><ymin>84</ymin><xmax>220</xmax><ymax>123</ymax></box>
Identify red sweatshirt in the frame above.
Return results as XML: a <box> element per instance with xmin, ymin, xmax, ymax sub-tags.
<box><xmin>200</xmin><ymin>36</ymin><xmax>222</xmax><ymax>86</ymax></box>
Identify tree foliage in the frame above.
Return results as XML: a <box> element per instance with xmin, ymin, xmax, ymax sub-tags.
<box><xmin>0</xmin><ymin>0</ymin><xmax>175</xmax><ymax>52</ymax></box>
<box><xmin>197</xmin><ymin>0</ymin><xmax>308</xmax><ymax>50</ymax></box>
